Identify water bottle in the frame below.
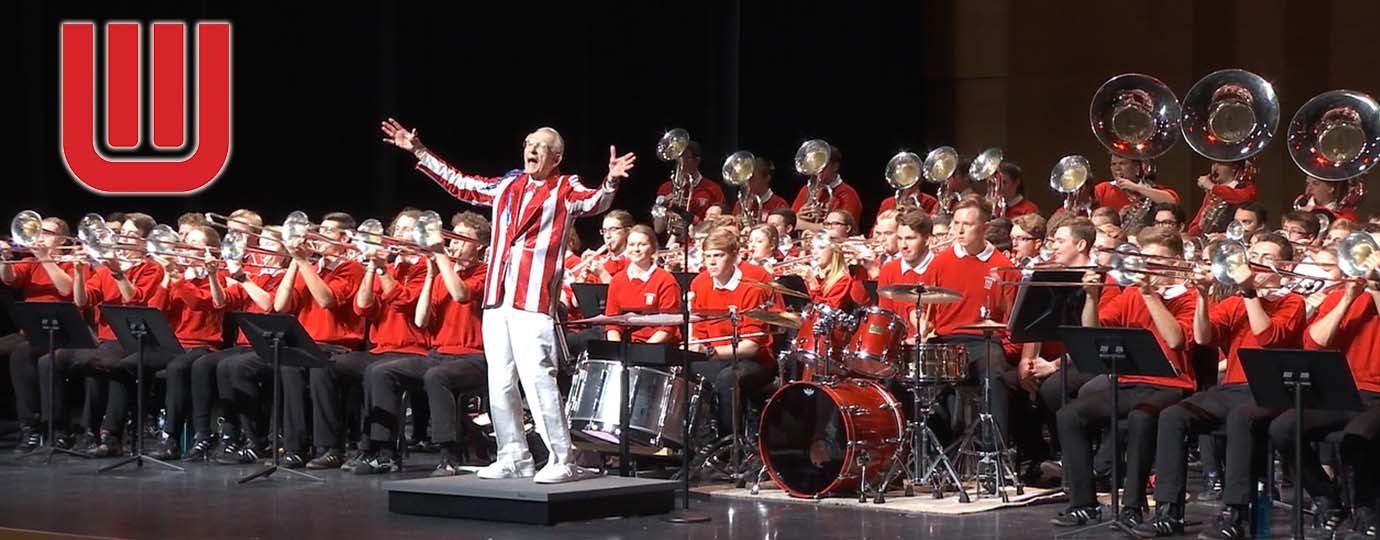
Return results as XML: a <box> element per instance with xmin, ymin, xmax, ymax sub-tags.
<box><xmin>1253</xmin><ymin>479</ymin><xmax>1272</xmax><ymax>537</ymax></box>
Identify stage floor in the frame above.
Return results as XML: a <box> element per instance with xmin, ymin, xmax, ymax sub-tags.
<box><xmin>0</xmin><ymin>448</ymin><xmax>1306</xmax><ymax>540</ymax></box>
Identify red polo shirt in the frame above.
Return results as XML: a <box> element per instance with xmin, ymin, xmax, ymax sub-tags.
<box><xmin>4</xmin><ymin>261</ymin><xmax>78</xmax><ymax>302</ymax></box>
<box><xmin>1303</xmin><ymin>289</ymin><xmax>1380</xmax><ymax>393</ymax></box>
<box><xmin>83</xmin><ymin>262</ymin><xmax>165</xmax><ymax>342</ymax></box>
<box><xmin>876</xmin><ymin>254</ymin><xmax>935</xmax><ymax>336</ymax></box>
<box><xmin>731</xmin><ymin>190</ymin><xmax>791</xmax><ymax>222</ymax></box>
<box><xmin>792</xmin><ymin>180</ymin><xmax>865</xmax><ymax>223</ymax></box>
<box><xmin>657</xmin><ymin>176</ymin><xmax>726</xmax><ymax>221</ymax></box>
<box><xmin>225</xmin><ymin>270</ymin><xmax>287</xmax><ymax>346</ymax></box>
<box><xmin>1187</xmin><ymin>182</ymin><xmax>1258</xmax><ymax>236</ymax></box>
<box><xmin>355</xmin><ymin>261</ymin><xmax>429</xmax><ymax>355</ymax></box>
<box><xmin>925</xmin><ymin>243</ymin><xmax>1017</xmax><ymax>337</ymax></box>
<box><xmin>690</xmin><ymin>266</ymin><xmax>774</xmax><ymax>368</ymax></box>
<box><xmin>604</xmin><ymin>264</ymin><xmax>682</xmax><ymax>343</ymax></box>
<box><xmin>427</xmin><ymin>263</ymin><xmax>487</xmax><ymax>355</ymax></box>
<box><xmin>1094</xmin><ymin>182</ymin><xmax>1182</xmax><ymax>210</ymax></box>
<box><xmin>1205</xmin><ymin>293</ymin><xmax>1306</xmax><ymax>385</ymax></box>
<box><xmin>1004</xmin><ymin>198</ymin><xmax>1040</xmax><ymax>219</ymax></box>
<box><xmin>809</xmin><ymin>273</ymin><xmax>871</xmax><ymax>311</ymax></box>
<box><xmin>878</xmin><ymin>192</ymin><xmax>940</xmax><ymax>216</ymax></box>
<box><xmin>282</xmin><ymin>259</ymin><xmax>365</xmax><ymax>350</ymax></box>
<box><xmin>1099</xmin><ymin>287</ymin><xmax>1198</xmax><ymax>390</ymax></box>
<box><xmin>147</xmin><ymin>271</ymin><xmax>227</xmax><ymax>349</ymax></box>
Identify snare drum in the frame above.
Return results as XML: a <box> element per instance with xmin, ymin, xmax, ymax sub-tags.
<box><xmin>758</xmin><ymin>378</ymin><xmax>904</xmax><ymax>498</ymax></box>
<box><xmin>565</xmin><ymin>358</ymin><xmax>701</xmax><ymax>449</ymax></box>
<box><xmin>843</xmin><ymin>307</ymin><xmax>908</xmax><ymax>378</ymax></box>
<box><xmin>897</xmin><ymin>342</ymin><xmax>969</xmax><ymax>384</ymax></box>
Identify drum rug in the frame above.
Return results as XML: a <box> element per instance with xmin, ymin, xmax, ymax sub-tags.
<box><xmin>698</xmin><ymin>482</ymin><xmax>1067</xmax><ymax>516</ymax></box>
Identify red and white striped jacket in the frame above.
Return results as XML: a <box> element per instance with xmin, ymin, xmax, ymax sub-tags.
<box><xmin>416</xmin><ymin>152</ymin><xmax>617</xmax><ymax>315</ymax></box>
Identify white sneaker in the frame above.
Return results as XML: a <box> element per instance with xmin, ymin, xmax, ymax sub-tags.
<box><xmin>533</xmin><ymin>463</ymin><xmax>598</xmax><ymax>484</ymax></box>
<box><xmin>476</xmin><ymin>459</ymin><xmax>536</xmax><ymax>480</ymax></box>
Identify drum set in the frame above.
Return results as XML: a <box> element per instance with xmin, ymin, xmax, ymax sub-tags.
<box><xmin>562</xmin><ymin>282</ymin><xmax>1011</xmax><ymax>504</ymax></box>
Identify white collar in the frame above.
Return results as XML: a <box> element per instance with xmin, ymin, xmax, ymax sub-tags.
<box><xmin>900</xmin><ymin>251</ymin><xmax>935</xmax><ymax>275</ymax></box>
<box><xmin>1005</xmin><ymin>194</ymin><xmax>1024</xmax><ymax>207</ymax></box>
<box><xmin>752</xmin><ymin>189</ymin><xmax>775</xmax><ymax>205</ymax></box>
<box><xmin>256</xmin><ymin>267</ymin><xmax>284</xmax><ymax>277</ymax></box>
<box><xmin>713</xmin><ymin>266</ymin><xmax>743</xmax><ymax>291</ymax></box>
<box><xmin>826</xmin><ymin>175</ymin><xmax>844</xmax><ymax>190</ymax></box>
<box><xmin>183</xmin><ymin>267</ymin><xmax>207</xmax><ymax>281</ymax></box>
<box><xmin>626</xmin><ymin>261</ymin><xmax>656</xmax><ymax>283</ymax></box>
<box><xmin>1160</xmin><ymin>284</ymin><xmax>1189</xmax><ymax>300</ymax></box>
<box><xmin>953</xmin><ymin>241</ymin><xmax>996</xmax><ymax>262</ymax></box>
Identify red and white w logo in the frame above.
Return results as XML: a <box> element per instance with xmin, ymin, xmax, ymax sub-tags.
<box><xmin>60</xmin><ymin>22</ymin><xmax>232</xmax><ymax>195</ymax></box>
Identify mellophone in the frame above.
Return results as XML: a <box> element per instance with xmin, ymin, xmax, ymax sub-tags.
<box><xmin>562</xmin><ymin>283</ymin><xmax>973</xmax><ymax>501</ymax></box>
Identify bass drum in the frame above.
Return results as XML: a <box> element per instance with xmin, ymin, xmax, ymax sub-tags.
<box><xmin>758</xmin><ymin>379</ymin><xmax>904</xmax><ymax>498</ymax></box>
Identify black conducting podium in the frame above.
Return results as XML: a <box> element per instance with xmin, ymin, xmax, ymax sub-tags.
<box><xmin>1239</xmin><ymin>348</ymin><xmax>1363</xmax><ymax>540</ymax></box>
<box><xmin>98</xmin><ymin>305</ymin><xmax>185</xmax><ymax>474</ymax></box>
<box><xmin>9</xmin><ymin>302</ymin><xmax>96</xmax><ymax>463</ymax></box>
<box><xmin>1057</xmin><ymin>325</ymin><xmax>1177</xmax><ymax>538</ymax></box>
<box><xmin>231</xmin><ymin>311</ymin><xmax>331</xmax><ymax>484</ymax></box>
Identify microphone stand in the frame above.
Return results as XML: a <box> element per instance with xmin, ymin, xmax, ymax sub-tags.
<box><xmin>664</xmin><ymin>207</ymin><xmax>710</xmax><ymax>524</ymax></box>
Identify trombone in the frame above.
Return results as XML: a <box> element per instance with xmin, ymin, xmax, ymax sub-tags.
<box><xmin>205</xmin><ymin>212</ymin><xmax>274</xmax><ymax>242</ymax></box>
<box><xmin>412</xmin><ymin>210</ymin><xmax>483</xmax><ymax>249</ymax></box>
<box><xmin>281</xmin><ymin>211</ymin><xmax>356</xmax><ymax>254</ymax></box>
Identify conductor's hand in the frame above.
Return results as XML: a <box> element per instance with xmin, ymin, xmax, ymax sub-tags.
<box><xmin>380</xmin><ymin>118</ymin><xmax>421</xmax><ymax>154</ymax></box>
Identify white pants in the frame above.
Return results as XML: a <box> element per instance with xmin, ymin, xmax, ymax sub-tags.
<box><xmin>481</xmin><ymin>306</ymin><xmax>570</xmax><ymax>466</ymax></box>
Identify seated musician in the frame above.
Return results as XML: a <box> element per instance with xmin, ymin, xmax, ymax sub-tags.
<box><xmin>870</xmin><ymin>209</ymin><xmax>900</xmax><ymax>266</ymax></box>
<box><xmin>2</xmin><ymin>215</ymin><xmax>77</xmax><ymax>453</ymax></box>
<box><xmin>791</xmin><ymin>145</ymin><xmax>864</xmax><ymax>231</ymax></box>
<box><xmin>1232</xmin><ymin>201</ymin><xmax>1268</xmax><ymax>239</ymax></box>
<box><xmin>1280</xmin><ymin>210</ymin><xmax>1322</xmax><ymax>250</ymax></box>
<box><xmin>653</xmin><ymin>140</ymin><xmax>724</xmax><ymax>234</ymax></box>
<box><xmin>688</xmin><ymin>229</ymin><xmax>774</xmax><ymax>436</ymax></box>
<box><xmin>730</xmin><ymin>157</ymin><xmax>790</xmax><ymax>224</ymax></box>
<box><xmin>576</xmin><ymin>210</ymin><xmax>633</xmax><ymax>284</ymax></box>
<box><xmin>1134</xmin><ymin>233</ymin><xmax>1305</xmax><ymax>537</ymax></box>
<box><xmin>996</xmin><ymin>162</ymin><xmax>1040</xmax><ymax>219</ymax></box>
<box><xmin>364</xmin><ymin>212</ymin><xmax>491</xmax><ymax>476</ymax></box>
<box><xmin>1052</xmin><ymin>225</ymin><xmax>1197</xmax><ymax>528</ymax></box>
<box><xmin>1187</xmin><ymin>160</ymin><xmax>1258</xmax><ymax>236</ymax></box>
<box><xmin>765</xmin><ymin>208</ymin><xmax>798</xmax><ymax>254</ymax></box>
<box><xmin>604</xmin><ymin>225</ymin><xmax>681</xmax><ymax>344</ymax></box>
<box><xmin>1091</xmin><ymin>206</ymin><xmax>1121</xmax><ymax>228</ymax></box>
<box><xmin>153</xmin><ymin>225</ymin><xmax>233</xmax><ymax>460</ymax></box>
<box><xmin>1093</xmin><ymin>154</ymin><xmax>1179</xmax><ymax>213</ymax></box>
<box><xmin>1009</xmin><ymin>213</ymin><xmax>1046</xmax><ymax>266</ymax></box>
<box><xmin>1149</xmin><ymin>203</ymin><xmax>1187</xmax><ymax>233</ymax></box>
<box><xmin>1297</xmin><ymin>176</ymin><xmax>1360</xmax><ymax>224</ymax></box>
<box><xmin>802</xmin><ymin>239</ymin><xmax>870</xmax><ymax>311</ymax></box>
<box><xmin>60</xmin><ymin>213</ymin><xmax>163</xmax><ymax>456</ymax></box>
<box><xmin>214</xmin><ymin>225</ymin><xmax>291</xmax><ymax>465</ymax></box>
<box><xmin>744</xmin><ymin>224</ymin><xmax>784</xmax><ymax>269</ymax></box>
<box><xmin>876</xmin><ymin>210</ymin><xmax>935</xmax><ymax>342</ymax></box>
<box><xmin>878</xmin><ymin>184</ymin><xmax>939</xmax><ymax>215</ymax></box>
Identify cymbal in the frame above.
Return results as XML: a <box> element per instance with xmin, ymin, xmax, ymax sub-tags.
<box><xmin>743</xmin><ymin>310</ymin><xmax>802</xmax><ymax>329</ymax></box>
<box><xmin>876</xmin><ymin>284</ymin><xmax>963</xmax><ymax>304</ymax></box>
<box><xmin>742</xmin><ymin>279</ymin><xmax>811</xmax><ymax>300</ymax></box>
<box><xmin>956</xmin><ymin>319</ymin><xmax>1008</xmax><ymax>331</ymax></box>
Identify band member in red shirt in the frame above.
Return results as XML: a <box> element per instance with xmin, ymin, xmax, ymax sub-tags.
<box><xmin>1295</xmin><ymin>176</ymin><xmax>1360</xmax><ymax>224</ymax></box>
<box><xmin>730</xmin><ymin>157</ymin><xmax>790</xmax><ymax>224</ymax></box>
<box><xmin>1186</xmin><ymin>160</ymin><xmax>1258</xmax><ymax>236</ymax></box>
<box><xmin>688</xmin><ymin>229</ymin><xmax>774</xmax><ymax>436</ymax></box>
<box><xmin>1135</xmin><ymin>234</ymin><xmax>1305</xmax><ymax>537</ymax></box>
<box><xmin>1093</xmin><ymin>154</ymin><xmax>1179</xmax><ymax>210</ymax></box>
<box><xmin>2</xmin><ymin>215</ymin><xmax>78</xmax><ymax>453</ymax></box>
<box><xmin>653</xmin><ymin>140</ymin><xmax>724</xmax><ymax>233</ymax></box>
<box><xmin>1053</xmin><ymin>225</ymin><xmax>1196</xmax><ymax>529</ymax></box>
<box><xmin>744</xmin><ymin>224</ymin><xmax>785</xmax><ymax>269</ymax></box>
<box><xmin>384</xmin><ymin>119</ymin><xmax>634</xmax><ymax>484</ymax></box>
<box><xmin>878</xmin><ymin>185</ymin><xmax>940</xmax><ymax>216</ymax></box>
<box><xmin>876</xmin><ymin>210</ymin><xmax>935</xmax><ymax>339</ymax></box>
<box><xmin>604</xmin><ymin>225</ymin><xmax>681</xmax><ymax>344</ymax></box>
<box><xmin>53</xmin><ymin>213</ymin><xmax>164</xmax><ymax>456</ymax></box>
<box><xmin>802</xmin><ymin>239</ymin><xmax>871</xmax><ymax>311</ymax></box>
<box><xmin>573</xmin><ymin>210</ymin><xmax>632</xmax><ymax>284</ymax></box>
<box><xmin>792</xmin><ymin>145</ymin><xmax>864</xmax><ymax>231</ymax></box>
<box><xmin>996</xmin><ymin>162</ymin><xmax>1040</xmax><ymax>219</ymax></box>
<box><xmin>151</xmin><ymin>225</ymin><xmax>231</xmax><ymax>460</ymax></box>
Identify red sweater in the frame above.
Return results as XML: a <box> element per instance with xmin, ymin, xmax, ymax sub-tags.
<box><xmin>690</xmin><ymin>266</ymin><xmax>774</xmax><ymax>368</ymax></box>
<box><xmin>427</xmin><ymin>263</ymin><xmax>487</xmax><ymax>355</ymax></box>
<box><xmin>355</xmin><ymin>261</ymin><xmax>429</xmax><ymax>355</ymax></box>
<box><xmin>225</xmin><ymin>270</ymin><xmax>286</xmax><ymax>346</ymax></box>
<box><xmin>878</xmin><ymin>191</ymin><xmax>939</xmax><ymax>215</ymax></box>
<box><xmin>809</xmin><ymin>273</ymin><xmax>871</xmax><ymax>311</ymax></box>
<box><xmin>604</xmin><ymin>265</ymin><xmax>682</xmax><ymax>343</ymax></box>
<box><xmin>4</xmin><ymin>261</ymin><xmax>78</xmax><ymax>302</ymax></box>
<box><xmin>732</xmin><ymin>191</ymin><xmax>791</xmax><ymax>223</ymax></box>
<box><xmin>1094</xmin><ymin>182</ymin><xmax>1181</xmax><ymax>210</ymax></box>
<box><xmin>84</xmin><ymin>262</ymin><xmax>165</xmax><ymax>342</ymax></box>
<box><xmin>926</xmin><ymin>244</ymin><xmax>1017</xmax><ymax>337</ymax></box>
<box><xmin>792</xmin><ymin>180</ymin><xmax>865</xmax><ymax>223</ymax></box>
<box><xmin>657</xmin><ymin>176</ymin><xmax>726</xmax><ymax>221</ymax></box>
<box><xmin>1003</xmin><ymin>198</ymin><xmax>1040</xmax><ymax>219</ymax></box>
<box><xmin>876</xmin><ymin>255</ymin><xmax>935</xmax><ymax>336</ymax></box>
<box><xmin>147</xmin><ymin>271</ymin><xmax>227</xmax><ymax>349</ymax></box>
<box><xmin>1099</xmin><ymin>288</ymin><xmax>1198</xmax><ymax>390</ymax></box>
<box><xmin>1303</xmin><ymin>290</ymin><xmax>1380</xmax><ymax>393</ymax></box>
<box><xmin>282</xmin><ymin>259</ymin><xmax>365</xmax><ymax>349</ymax></box>
<box><xmin>1206</xmin><ymin>293</ymin><xmax>1306</xmax><ymax>385</ymax></box>
<box><xmin>1187</xmin><ymin>182</ymin><xmax>1258</xmax><ymax>236</ymax></box>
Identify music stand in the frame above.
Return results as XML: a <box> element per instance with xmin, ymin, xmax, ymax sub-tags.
<box><xmin>10</xmin><ymin>302</ymin><xmax>96</xmax><ymax>463</ymax></box>
<box><xmin>571</xmin><ymin>283</ymin><xmax>610</xmax><ymax>319</ymax></box>
<box><xmin>672</xmin><ymin>272</ymin><xmax>697</xmax><ymax>295</ymax></box>
<box><xmin>1239</xmin><ymin>348</ymin><xmax>1363</xmax><ymax>540</ymax></box>
<box><xmin>231</xmin><ymin>312</ymin><xmax>331</xmax><ymax>484</ymax></box>
<box><xmin>1057</xmin><ymin>326</ymin><xmax>1176</xmax><ymax>538</ymax></box>
<box><xmin>663</xmin><ymin>212</ymin><xmax>711</xmax><ymax>524</ymax></box>
<box><xmin>98</xmin><ymin>305</ymin><xmax>186</xmax><ymax>474</ymax></box>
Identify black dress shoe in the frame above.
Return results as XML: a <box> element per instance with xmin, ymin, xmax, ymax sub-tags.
<box><xmin>1117</xmin><ymin>505</ymin><xmax>1146</xmax><ymax>529</ymax></box>
<box><xmin>306</xmin><ymin>450</ymin><xmax>346</xmax><ymax>470</ymax></box>
<box><xmin>432</xmin><ymin>452</ymin><xmax>462</xmax><ymax>477</ymax></box>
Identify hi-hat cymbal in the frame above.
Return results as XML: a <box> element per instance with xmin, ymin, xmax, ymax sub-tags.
<box><xmin>876</xmin><ymin>284</ymin><xmax>963</xmax><ymax>304</ymax></box>
<box><xmin>743</xmin><ymin>310</ymin><xmax>802</xmax><ymax>329</ymax></box>
<box><xmin>956</xmin><ymin>319</ymin><xmax>1008</xmax><ymax>331</ymax></box>
<box><xmin>742</xmin><ymin>279</ymin><xmax>812</xmax><ymax>300</ymax></box>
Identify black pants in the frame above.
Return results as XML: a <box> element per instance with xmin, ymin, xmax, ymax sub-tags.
<box><xmin>1340</xmin><ymin>401</ymin><xmax>1380</xmax><ymax>509</ymax></box>
<box><xmin>96</xmin><ymin>346</ymin><xmax>210</xmax><ymax>435</ymax></box>
<box><xmin>1057</xmin><ymin>383</ymin><xmax>1187</xmax><ymax>508</ymax></box>
<box><xmin>37</xmin><ymin>340</ymin><xmax>126</xmax><ymax>429</ymax></box>
<box><xmin>216</xmin><ymin>351</ymin><xmax>283</xmax><ymax>447</ymax></box>
<box><xmin>366</xmin><ymin>352</ymin><xmax>487</xmax><ymax>445</ymax></box>
<box><xmin>1037</xmin><ymin>362</ymin><xmax>1097</xmax><ymax>454</ymax></box>
<box><xmin>1266</xmin><ymin>390</ymin><xmax>1380</xmax><ymax>504</ymax></box>
<box><xmin>9</xmin><ymin>340</ymin><xmax>39</xmax><ymax>425</ymax></box>
<box><xmin>1152</xmin><ymin>384</ymin><xmax>1254</xmax><ymax>505</ymax></box>
<box><xmin>164</xmin><ymin>346</ymin><xmax>254</xmax><ymax>440</ymax></box>
<box><xmin>690</xmin><ymin>359</ymin><xmax>774</xmax><ymax>435</ymax></box>
<box><xmin>1003</xmin><ymin>369</ymin><xmax>1052</xmax><ymax>463</ymax></box>
<box><xmin>310</xmin><ymin>350</ymin><xmax>398</xmax><ymax>452</ymax></box>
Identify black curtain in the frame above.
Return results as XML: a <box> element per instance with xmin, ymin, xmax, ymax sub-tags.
<box><xmin>11</xmin><ymin>0</ymin><xmax>932</xmax><ymax>247</ymax></box>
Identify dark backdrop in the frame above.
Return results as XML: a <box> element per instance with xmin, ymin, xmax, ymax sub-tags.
<box><xmin>9</xmin><ymin>0</ymin><xmax>932</xmax><ymax>248</ymax></box>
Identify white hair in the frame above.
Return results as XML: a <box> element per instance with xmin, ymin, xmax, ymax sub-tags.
<box><xmin>532</xmin><ymin>126</ymin><xmax>565</xmax><ymax>156</ymax></box>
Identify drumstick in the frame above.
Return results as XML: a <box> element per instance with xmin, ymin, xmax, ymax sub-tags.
<box><xmin>687</xmin><ymin>332</ymin><xmax>767</xmax><ymax>346</ymax></box>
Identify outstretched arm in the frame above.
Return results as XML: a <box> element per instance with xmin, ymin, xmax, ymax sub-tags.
<box><xmin>569</xmin><ymin>146</ymin><xmax>636</xmax><ymax>217</ymax></box>
<box><xmin>381</xmin><ymin>117</ymin><xmax>507</xmax><ymax>207</ymax></box>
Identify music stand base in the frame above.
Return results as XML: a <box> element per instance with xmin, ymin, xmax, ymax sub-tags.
<box><xmin>12</xmin><ymin>445</ymin><xmax>91</xmax><ymax>465</ymax></box>
<box><xmin>661</xmin><ymin>510</ymin><xmax>712</xmax><ymax>524</ymax></box>
<box><xmin>238</xmin><ymin>463</ymin><xmax>324</xmax><ymax>484</ymax></box>
<box><xmin>98</xmin><ymin>453</ymin><xmax>186</xmax><ymax>473</ymax></box>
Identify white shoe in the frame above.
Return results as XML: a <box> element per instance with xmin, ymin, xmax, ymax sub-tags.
<box><xmin>533</xmin><ymin>463</ymin><xmax>598</xmax><ymax>484</ymax></box>
<box><xmin>476</xmin><ymin>459</ymin><xmax>536</xmax><ymax>480</ymax></box>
